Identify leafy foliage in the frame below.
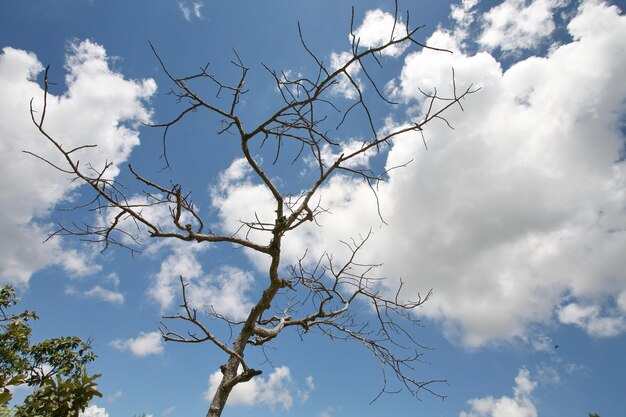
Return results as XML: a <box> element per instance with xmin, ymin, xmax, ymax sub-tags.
<box><xmin>0</xmin><ymin>285</ymin><xmax>101</xmax><ymax>416</ymax></box>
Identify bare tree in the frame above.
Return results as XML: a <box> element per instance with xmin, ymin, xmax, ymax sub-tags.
<box><xmin>29</xmin><ymin>4</ymin><xmax>477</xmax><ymax>417</ymax></box>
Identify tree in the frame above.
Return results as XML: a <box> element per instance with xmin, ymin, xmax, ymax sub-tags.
<box><xmin>29</xmin><ymin>3</ymin><xmax>477</xmax><ymax>416</ymax></box>
<box><xmin>0</xmin><ymin>285</ymin><xmax>101</xmax><ymax>417</ymax></box>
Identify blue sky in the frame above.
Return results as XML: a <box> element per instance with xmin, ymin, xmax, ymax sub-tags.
<box><xmin>1</xmin><ymin>1</ymin><xmax>626</xmax><ymax>416</ymax></box>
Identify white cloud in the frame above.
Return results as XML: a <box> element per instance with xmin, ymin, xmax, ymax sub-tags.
<box><xmin>106</xmin><ymin>389</ymin><xmax>123</xmax><ymax>403</ymax></box>
<box><xmin>527</xmin><ymin>333</ymin><xmax>554</xmax><ymax>352</ymax></box>
<box><xmin>299</xmin><ymin>375</ymin><xmax>315</xmax><ymax>402</ymax></box>
<box><xmin>178</xmin><ymin>1</ymin><xmax>203</xmax><ymax>21</ymax></box>
<box><xmin>162</xmin><ymin>406</ymin><xmax>176</xmax><ymax>416</ymax></box>
<box><xmin>93</xmin><ymin>192</ymin><xmax>256</xmax><ymax>318</ymax></box>
<box><xmin>148</xmin><ymin>241</ymin><xmax>255</xmax><ymax>320</ymax></box>
<box><xmin>329</xmin><ymin>51</ymin><xmax>363</xmax><ymax>100</ymax></box>
<box><xmin>209</xmin><ymin>157</ymin><xmax>276</xmax><ymax>269</ymax></box>
<box><xmin>327</xmin><ymin>8</ymin><xmax>408</xmax><ymax>100</ymax></box>
<box><xmin>110</xmin><ymin>331</ymin><xmax>164</xmax><ymax>357</ymax></box>
<box><xmin>352</xmin><ymin>9</ymin><xmax>409</xmax><ymax>57</ymax></box>
<box><xmin>534</xmin><ymin>363</ymin><xmax>560</xmax><ymax>385</ymax></box>
<box><xmin>0</xmin><ymin>40</ymin><xmax>155</xmax><ymax>287</ymax></box>
<box><xmin>238</xmin><ymin>0</ymin><xmax>626</xmax><ymax>348</ymax></box>
<box><xmin>182</xmin><ymin>265</ymin><xmax>254</xmax><ymax>319</ymax></box>
<box><xmin>95</xmin><ymin>192</ymin><xmax>186</xmax><ymax>253</ymax></box>
<box><xmin>451</xmin><ymin>0</ymin><xmax>480</xmax><ymax>24</ymax></box>
<box><xmin>105</xmin><ymin>272</ymin><xmax>121</xmax><ymax>286</ymax></box>
<box><xmin>459</xmin><ymin>368</ymin><xmax>538</xmax><ymax>417</ymax></box>
<box><xmin>83</xmin><ymin>285</ymin><xmax>124</xmax><ymax>304</ymax></box>
<box><xmin>450</xmin><ymin>0</ymin><xmax>480</xmax><ymax>45</ymax></box>
<box><xmin>564</xmin><ymin>362</ymin><xmax>589</xmax><ymax>375</ymax></box>
<box><xmin>319</xmin><ymin>139</ymin><xmax>376</xmax><ymax>169</ymax></box>
<box><xmin>148</xmin><ymin>243</ymin><xmax>204</xmax><ymax>309</ymax></box>
<box><xmin>218</xmin><ymin>157</ymin><xmax>251</xmax><ymax>186</ymax></box>
<box><xmin>478</xmin><ymin>0</ymin><xmax>569</xmax><ymax>52</ymax></box>
<box><xmin>65</xmin><ymin>272</ymin><xmax>124</xmax><ymax>304</ymax></box>
<box><xmin>80</xmin><ymin>405</ymin><xmax>110</xmax><ymax>417</ymax></box>
<box><xmin>206</xmin><ymin>366</ymin><xmax>309</xmax><ymax>411</ymax></box>
<box><xmin>618</xmin><ymin>291</ymin><xmax>626</xmax><ymax>312</ymax></box>
<box><xmin>558</xmin><ymin>302</ymin><xmax>626</xmax><ymax>337</ymax></box>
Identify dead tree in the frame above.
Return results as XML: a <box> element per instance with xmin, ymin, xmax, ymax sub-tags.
<box><xmin>30</xmin><ymin>4</ymin><xmax>477</xmax><ymax>417</ymax></box>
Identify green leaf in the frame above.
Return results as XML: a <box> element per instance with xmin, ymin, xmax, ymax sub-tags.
<box><xmin>6</xmin><ymin>375</ymin><xmax>26</xmax><ymax>386</ymax></box>
<box><xmin>1</xmin><ymin>286</ymin><xmax>101</xmax><ymax>417</ymax></box>
<box><xmin>0</xmin><ymin>391</ymin><xmax>12</xmax><ymax>405</ymax></box>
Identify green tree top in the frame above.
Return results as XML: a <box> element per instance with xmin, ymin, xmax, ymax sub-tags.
<box><xmin>0</xmin><ymin>285</ymin><xmax>101</xmax><ymax>417</ymax></box>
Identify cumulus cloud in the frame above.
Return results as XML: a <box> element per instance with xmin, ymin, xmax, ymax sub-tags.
<box><xmin>0</xmin><ymin>40</ymin><xmax>155</xmax><ymax>287</ymax></box>
<box><xmin>110</xmin><ymin>331</ymin><xmax>164</xmax><ymax>357</ymax></box>
<box><xmin>558</xmin><ymin>302</ymin><xmax>626</xmax><ymax>337</ymax></box>
<box><xmin>328</xmin><ymin>8</ymin><xmax>408</xmax><ymax>99</ymax></box>
<box><xmin>352</xmin><ymin>9</ymin><xmax>409</xmax><ymax>57</ymax></box>
<box><xmin>319</xmin><ymin>139</ymin><xmax>376</xmax><ymax>169</ymax></box>
<box><xmin>178</xmin><ymin>1</ymin><xmax>203</xmax><ymax>21</ymax></box>
<box><xmin>88</xmin><ymin>190</ymin><xmax>255</xmax><ymax>317</ymax></box>
<box><xmin>451</xmin><ymin>0</ymin><xmax>480</xmax><ymax>26</ymax></box>
<box><xmin>95</xmin><ymin>192</ymin><xmax>189</xmax><ymax>253</ymax></box>
<box><xmin>206</xmin><ymin>366</ymin><xmax>312</xmax><ymax>410</ymax></box>
<box><xmin>80</xmin><ymin>405</ymin><xmax>110</xmax><ymax>417</ymax></box>
<box><xmin>460</xmin><ymin>368</ymin><xmax>538</xmax><ymax>417</ymax></box>
<box><xmin>328</xmin><ymin>51</ymin><xmax>363</xmax><ymax>100</ymax></box>
<box><xmin>148</xmin><ymin>242</ymin><xmax>256</xmax><ymax>320</ymax></box>
<box><xmin>478</xmin><ymin>0</ymin><xmax>569</xmax><ymax>52</ymax></box>
<box><xmin>211</xmin><ymin>156</ymin><xmax>382</xmax><ymax>273</ymax></box>
<box><xmin>450</xmin><ymin>0</ymin><xmax>480</xmax><ymax>45</ymax></box>
<box><xmin>209</xmin><ymin>157</ymin><xmax>276</xmax><ymax>267</ymax></box>
<box><xmin>95</xmin><ymin>164</ymin><xmax>262</xmax><ymax>318</ymax></box>
<box><xmin>212</xmin><ymin>0</ymin><xmax>626</xmax><ymax>348</ymax></box>
<box><xmin>379</xmin><ymin>0</ymin><xmax>626</xmax><ymax>346</ymax></box>
<box><xmin>84</xmin><ymin>285</ymin><xmax>124</xmax><ymax>304</ymax></box>
<box><xmin>66</xmin><ymin>273</ymin><xmax>124</xmax><ymax>304</ymax></box>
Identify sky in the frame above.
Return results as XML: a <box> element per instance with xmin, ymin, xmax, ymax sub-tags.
<box><xmin>0</xmin><ymin>0</ymin><xmax>625</xmax><ymax>416</ymax></box>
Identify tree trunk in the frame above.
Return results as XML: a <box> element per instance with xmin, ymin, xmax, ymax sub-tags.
<box><xmin>207</xmin><ymin>360</ymin><xmax>238</xmax><ymax>417</ymax></box>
